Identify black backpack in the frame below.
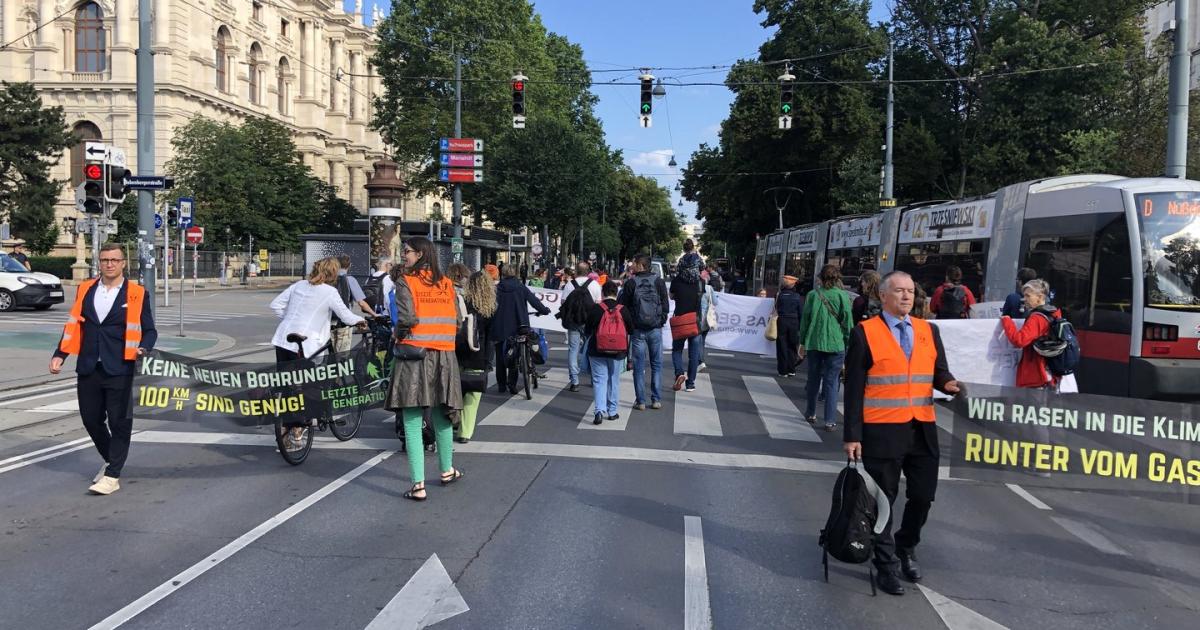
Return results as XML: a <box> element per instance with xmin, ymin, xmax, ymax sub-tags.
<box><xmin>1032</xmin><ymin>309</ymin><xmax>1081</xmax><ymax>376</ymax></box>
<box><xmin>632</xmin><ymin>276</ymin><xmax>664</xmax><ymax>329</ymax></box>
<box><xmin>820</xmin><ymin>462</ymin><xmax>888</xmax><ymax>590</ymax></box>
<box><xmin>557</xmin><ymin>279</ymin><xmax>595</xmax><ymax>328</ymax></box>
<box><xmin>363</xmin><ymin>273</ymin><xmax>385</xmax><ymax>311</ymax></box>
<box><xmin>331</xmin><ymin>274</ymin><xmax>353</xmax><ymax>325</ymax></box>
<box><xmin>940</xmin><ymin>283</ymin><xmax>968</xmax><ymax>318</ymax></box>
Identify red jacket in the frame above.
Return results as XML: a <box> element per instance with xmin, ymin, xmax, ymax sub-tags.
<box><xmin>1001</xmin><ymin>309</ymin><xmax>1061</xmax><ymax>388</ymax></box>
<box><xmin>930</xmin><ymin>282</ymin><xmax>977</xmax><ymax>318</ymax></box>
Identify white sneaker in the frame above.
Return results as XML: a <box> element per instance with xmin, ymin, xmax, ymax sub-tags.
<box><xmin>93</xmin><ymin>462</ymin><xmax>109</xmax><ymax>484</ymax></box>
<box><xmin>88</xmin><ymin>476</ymin><xmax>120</xmax><ymax>495</ymax></box>
<box><xmin>698</xmin><ymin>362</ymin><xmax>707</xmax><ymax>372</ymax></box>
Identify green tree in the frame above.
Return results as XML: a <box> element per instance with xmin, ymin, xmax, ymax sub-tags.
<box><xmin>312</xmin><ymin>180</ymin><xmax>361</xmax><ymax>234</ymax></box>
<box><xmin>0</xmin><ymin>82</ymin><xmax>75</xmax><ymax>253</ymax></box>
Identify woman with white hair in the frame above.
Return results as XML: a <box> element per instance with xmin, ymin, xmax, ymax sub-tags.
<box><xmin>1000</xmin><ymin>279</ymin><xmax>1061</xmax><ymax>389</ymax></box>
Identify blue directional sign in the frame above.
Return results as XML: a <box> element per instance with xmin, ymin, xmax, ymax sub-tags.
<box><xmin>123</xmin><ymin>175</ymin><xmax>175</xmax><ymax>190</ymax></box>
<box><xmin>154</xmin><ymin>213</ymin><xmax>163</xmax><ymax>229</ymax></box>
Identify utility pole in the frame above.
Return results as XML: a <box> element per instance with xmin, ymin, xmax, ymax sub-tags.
<box><xmin>1167</xmin><ymin>0</ymin><xmax>1191</xmax><ymax>178</ymax></box>
<box><xmin>136</xmin><ymin>0</ymin><xmax>156</xmax><ymax>300</ymax></box>
<box><xmin>452</xmin><ymin>43</ymin><xmax>464</xmax><ymax>261</ymax></box>
<box><xmin>882</xmin><ymin>38</ymin><xmax>895</xmax><ymax>205</ymax></box>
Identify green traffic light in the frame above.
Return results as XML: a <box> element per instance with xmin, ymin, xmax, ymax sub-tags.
<box><xmin>781</xmin><ymin>103</ymin><xmax>792</xmax><ymax>114</ymax></box>
<box><xmin>641</xmin><ymin>103</ymin><xmax>651</xmax><ymax>114</ymax></box>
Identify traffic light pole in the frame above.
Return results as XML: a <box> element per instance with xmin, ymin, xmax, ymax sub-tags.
<box><xmin>451</xmin><ymin>43</ymin><xmax>464</xmax><ymax>262</ymax></box>
<box><xmin>883</xmin><ymin>38</ymin><xmax>895</xmax><ymax>202</ymax></box>
<box><xmin>135</xmin><ymin>0</ymin><xmax>156</xmax><ymax>302</ymax></box>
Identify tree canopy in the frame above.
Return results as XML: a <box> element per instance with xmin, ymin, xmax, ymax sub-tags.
<box><xmin>0</xmin><ymin>82</ymin><xmax>75</xmax><ymax>254</ymax></box>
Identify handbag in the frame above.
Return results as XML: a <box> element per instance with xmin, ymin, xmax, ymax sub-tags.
<box><xmin>392</xmin><ymin>341</ymin><xmax>428</xmax><ymax>361</ymax></box>
<box><xmin>669</xmin><ymin>312</ymin><xmax>700</xmax><ymax>340</ymax></box>
<box><xmin>704</xmin><ymin>286</ymin><xmax>718</xmax><ymax>330</ymax></box>
<box><xmin>461</xmin><ymin>369</ymin><xmax>488</xmax><ymax>393</ymax></box>
<box><xmin>765</xmin><ymin>315</ymin><xmax>779</xmax><ymax>341</ymax></box>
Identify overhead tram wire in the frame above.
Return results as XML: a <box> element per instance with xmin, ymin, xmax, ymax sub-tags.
<box><xmin>0</xmin><ymin>5</ymin><xmax>78</xmax><ymax>51</ymax></box>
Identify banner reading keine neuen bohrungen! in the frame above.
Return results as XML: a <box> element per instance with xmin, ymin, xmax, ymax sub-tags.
<box><xmin>133</xmin><ymin>348</ymin><xmax>389</xmax><ymax>425</ymax></box>
<box><xmin>947</xmin><ymin>383</ymin><xmax>1200</xmax><ymax>504</ymax></box>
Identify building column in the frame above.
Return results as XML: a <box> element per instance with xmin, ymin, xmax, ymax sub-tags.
<box><xmin>37</xmin><ymin>0</ymin><xmax>55</xmax><ymax>46</ymax></box>
<box><xmin>331</xmin><ymin>39</ymin><xmax>343</xmax><ymax>111</ymax></box>
<box><xmin>114</xmin><ymin>0</ymin><xmax>131</xmax><ymax>46</ymax></box>
<box><xmin>3</xmin><ymin>0</ymin><xmax>18</xmax><ymax>45</ymax></box>
<box><xmin>154</xmin><ymin>0</ymin><xmax>170</xmax><ymax>45</ymax></box>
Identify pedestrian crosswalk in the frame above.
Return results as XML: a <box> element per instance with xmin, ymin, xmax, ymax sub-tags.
<box><xmin>151</xmin><ymin>310</ymin><xmax>266</xmax><ymax>325</ymax></box>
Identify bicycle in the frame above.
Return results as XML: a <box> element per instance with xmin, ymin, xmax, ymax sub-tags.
<box><xmin>273</xmin><ymin>325</ymin><xmax>367</xmax><ymax>466</ymax></box>
<box><xmin>506</xmin><ymin>325</ymin><xmax>541</xmax><ymax>400</ymax></box>
<box><xmin>352</xmin><ymin>315</ymin><xmax>395</xmax><ymax>431</ymax></box>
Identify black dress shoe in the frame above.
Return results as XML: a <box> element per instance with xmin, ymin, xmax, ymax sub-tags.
<box><xmin>568</xmin><ymin>383</ymin><xmax>579</xmax><ymax>392</ymax></box>
<box><xmin>875</xmin><ymin>570</ymin><xmax>906</xmax><ymax>596</ymax></box>
<box><xmin>593</xmin><ymin>412</ymin><xmax>604</xmax><ymax>425</ymax></box>
<box><xmin>898</xmin><ymin>551</ymin><xmax>922</xmax><ymax>582</ymax></box>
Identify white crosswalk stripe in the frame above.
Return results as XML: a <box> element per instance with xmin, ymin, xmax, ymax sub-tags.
<box><xmin>673</xmin><ymin>373</ymin><xmax>722</xmax><ymax>436</ymax></box>
<box><xmin>742</xmin><ymin>376</ymin><xmax>823</xmax><ymax>442</ymax></box>
<box><xmin>152</xmin><ymin>311</ymin><xmax>266</xmax><ymax>324</ymax></box>
<box><xmin>577</xmin><ymin>369</ymin><xmax>636</xmax><ymax>430</ymax></box>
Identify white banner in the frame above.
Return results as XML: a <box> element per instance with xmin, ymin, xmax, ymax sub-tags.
<box><xmin>929</xmin><ymin>319</ymin><xmax>1020</xmax><ymax>388</ymax></box>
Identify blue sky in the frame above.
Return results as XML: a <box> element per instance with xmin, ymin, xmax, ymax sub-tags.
<box><xmin>357</xmin><ymin>1</ymin><xmax>891</xmax><ymax>223</ymax></box>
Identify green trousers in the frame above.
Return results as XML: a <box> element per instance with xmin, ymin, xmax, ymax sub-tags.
<box><xmin>400</xmin><ymin>406</ymin><xmax>454</xmax><ymax>485</ymax></box>
<box><xmin>458</xmin><ymin>392</ymin><xmax>482</xmax><ymax>439</ymax></box>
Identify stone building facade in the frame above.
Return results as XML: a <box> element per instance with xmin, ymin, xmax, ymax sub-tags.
<box><xmin>0</xmin><ymin>0</ymin><xmax>453</xmax><ymax>253</ymax></box>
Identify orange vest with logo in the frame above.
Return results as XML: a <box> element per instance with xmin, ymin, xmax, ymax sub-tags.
<box><xmin>862</xmin><ymin>315</ymin><xmax>937</xmax><ymax>423</ymax></box>
<box><xmin>400</xmin><ymin>272</ymin><xmax>457</xmax><ymax>351</ymax></box>
<box><xmin>59</xmin><ymin>278</ymin><xmax>146</xmax><ymax>361</ymax></box>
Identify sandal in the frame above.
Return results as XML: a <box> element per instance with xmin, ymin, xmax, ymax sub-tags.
<box><xmin>440</xmin><ymin>468</ymin><xmax>464</xmax><ymax>485</ymax></box>
<box><xmin>806</xmin><ymin>416</ymin><xmax>817</xmax><ymax>425</ymax></box>
<box><xmin>824</xmin><ymin>423</ymin><xmax>838</xmax><ymax>432</ymax></box>
<box><xmin>403</xmin><ymin>484</ymin><xmax>427</xmax><ymax>501</ymax></box>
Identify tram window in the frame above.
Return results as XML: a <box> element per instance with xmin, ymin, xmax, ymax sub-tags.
<box><xmin>1091</xmin><ymin>218</ymin><xmax>1133</xmax><ymax>331</ymax></box>
<box><xmin>786</xmin><ymin>252</ymin><xmax>816</xmax><ymax>293</ymax></box>
<box><xmin>1025</xmin><ymin>235</ymin><xmax>1091</xmax><ymax>321</ymax></box>
<box><xmin>827</xmin><ymin>247</ymin><xmax>877</xmax><ymax>290</ymax></box>
<box><xmin>893</xmin><ymin>240</ymin><xmax>987</xmax><ymax>298</ymax></box>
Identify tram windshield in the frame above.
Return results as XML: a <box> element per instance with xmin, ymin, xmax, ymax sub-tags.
<box><xmin>1136</xmin><ymin>192</ymin><xmax>1200</xmax><ymax>309</ymax></box>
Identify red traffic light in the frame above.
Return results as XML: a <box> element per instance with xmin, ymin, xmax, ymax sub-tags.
<box><xmin>512</xmin><ymin>80</ymin><xmax>524</xmax><ymax>92</ymax></box>
<box><xmin>84</xmin><ymin>163</ymin><xmax>103</xmax><ymax>180</ymax></box>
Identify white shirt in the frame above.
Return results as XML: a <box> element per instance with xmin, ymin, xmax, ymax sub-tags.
<box><xmin>270</xmin><ymin>280</ymin><xmax>365</xmax><ymax>357</ymax></box>
<box><xmin>93</xmin><ymin>281</ymin><xmax>123</xmax><ymax>323</ymax></box>
<box><xmin>561</xmin><ymin>277</ymin><xmax>602</xmax><ymax>303</ymax></box>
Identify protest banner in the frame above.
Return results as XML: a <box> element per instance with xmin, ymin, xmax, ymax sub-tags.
<box><xmin>134</xmin><ymin>346</ymin><xmax>389</xmax><ymax>425</ymax></box>
<box><xmin>946</xmin><ymin>383</ymin><xmax>1200</xmax><ymax>504</ymax></box>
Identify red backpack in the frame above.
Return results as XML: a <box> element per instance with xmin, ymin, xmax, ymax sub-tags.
<box><xmin>595</xmin><ymin>303</ymin><xmax>629</xmax><ymax>354</ymax></box>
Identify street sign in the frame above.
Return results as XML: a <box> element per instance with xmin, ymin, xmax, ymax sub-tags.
<box><xmin>439</xmin><ymin>153</ymin><xmax>484</xmax><ymax>168</ymax></box>
<box><xmin>531</xmin><ymin>243</ymin><xmax>543</xmax><ymax>256</ymax></box>
<box><xmin>107</xmin><ymin>147</ymin><xmax>127</xmax><ymax>168</ymax></box>
<box><xmin>84</xmin><ymin>141</ymin><xmax>108</xmax><ymax>160</ymax></box>
<box><xmin>185</xmin><ymin>227</ymin><xmax>204</xmax><ymax>244</ymax></box>
<box><xmin>639</xmin><ymin>115</ymin><xmax>652</xmax><ymax>128</ymax></box>
<box><xmin>154</xmin><ymin>213</ymin><xmax>163</xmax><ymax>229</ymax></box>
<box><xmin>439</xmin><ymin>138</ymin><xmax>484</xmax><ymax>153</ymax></box>
<box><xmin>178</xmin><ymin>197</ymin><xmax>193</xmax><ymax>228</ymax></box>
<box><xmin>438</xmin><ymin>168</ymin><xmax>483</xmax><ymax>184</ymax></box>
<box><xmin>589</xmin><ymin>251</ymin><xmax>597</xmax><ymax>261</ymax></box>
<box><xmin>513</xmin><ymin>115</ymin><xmax>526</xmax><ymax>130</ymax></box>
<box><xmin>450</xmin><ymin>237</ymin><xmax>464</xmax><ymax>255</ymax></box>
<box><xmin>778</xmin><ymin>116</ymin><xmax>793</xmax><ymax>130</ymax></box>
<box><xmin>124</xmin><ymin>175</ymin><xmax>175</xmax><ymax>190</ymax></box>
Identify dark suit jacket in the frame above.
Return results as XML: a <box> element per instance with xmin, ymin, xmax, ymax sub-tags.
<box><xmin>54</xmin><ymin>279</ymin><xmax>158</xmax><ymax>376</ymax></box>
<box><xmin>842</xmin><ymin>315</ymin><xmax>955</xmax><ymax>459</ymax></box>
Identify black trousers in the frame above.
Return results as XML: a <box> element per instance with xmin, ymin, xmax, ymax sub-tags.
<box><xmin>775</xmin><ymin>316</ymin><xmax>800</xmax><ymax>375</ymax></box>
<box><xmin>862</xmin><ymin>422</ymin><xmax>939</xmax><ymax>572</ymax></box>
<box><xmin>493</xmin><ymin>341</ymin><xmax>514</xmax><ymax>392</ymax></box>
<box><xmin>77</xmin><ymin>368</ymin><xmax>135</xmax><ymax>479</ymax></box>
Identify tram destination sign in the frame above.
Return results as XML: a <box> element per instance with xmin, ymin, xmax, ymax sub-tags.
<box><xmin>767</xmin><ymin>232</ymin><xmax>786</xmax><ymax>255</ymax></box>
<box><xmin>828</xmin><ymin>215</ymin><xmax>883</xmax><ymax>250</ymax></box>
<box><xmin>899</xmin><ymin>199</ymin><xmax>995</xmax><ymax>244</ymax></box>
<box><xmin>786</xmin><ymin>226</ymin><xmax>818</xmax><ymax>253</ymax></box>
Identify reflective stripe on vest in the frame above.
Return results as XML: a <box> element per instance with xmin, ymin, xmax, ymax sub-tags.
<box><xmin>58</xmin><ymin>279</ymin><xmax>146</xmax><ymax>361</ymax></box>
<box><xmin>400</xmin><ymin>273</ymin><xmax>457</xmax><ymax>351</ymax></box>
<box><xmin>861</xmin><ymin>315</ymin><xmax>937</xmax><ymax>423</ymax></box>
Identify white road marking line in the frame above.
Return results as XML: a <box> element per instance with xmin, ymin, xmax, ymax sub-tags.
<box><xmin>1</xmin><ymin>387</ymin><xmax>77</xmax><ymax>406</ymax></box>
<box><xmin>363</xmin><ymin>554</ymin><xmax>469</xmax><ymax>630</ymax></box>
<box><xmin>0</xmin><ymin>380</ymin><xmax>75</xmax><ymax>400</ymax></box>
<box><xmin>673</xmin><ymin>373</ymin><xmax>722</xmax><ymax>436</ymax></box>
<box><xmin>0</xmin><ymin>436</ymin><xmax>93</xmax><ymax>467</ymax></box>
<box><xmin>28</xmin><ymin>399</ymin><xmax>78</xmax><ymax>414</ymax></box>
<box><xmin>88</xmin><ymin>451</ymin><xmax>393</xmax><ymax>630</ymax></box>
<box><xmin>917</xmin><ymin>584</ymin><xmax>1009</xmax><ymax>629</ymax></box>
<box><xmin>683</xmin><ymin>516</ymin><xmax>713</xmax><ymax>630</ymax></box>
<box><xmin>1005</xmin><ymin>483</ymin><xmax>1052</xmax><ymax>510</ymax></box>
<box><xmin>578</xmin><ymin>369</ymin><xmax>635</xmax><ymax>431</ymax></box>
<box><xmin>477</xmin><ymin>370</ymin><xmax>569</xmax><ymax>427</ymax></box>
<box><xmin>742</xmin><ymin>376</ymin><xmax>822</xmax><ymax>442</ymax></box>
<box><xmin>0</xmin><ymin>443</ymin><xmax>95</xmax><ymax>475</ymax></box>
<box><xmin>1049</xmin><ymin>516</ymin><xmax>1129</xmax><ymax>556</ymax></box>
<box><xmin>706</xmin><ymin>352</ymin><xmax>735</xmax><ymax>358</ymax></box>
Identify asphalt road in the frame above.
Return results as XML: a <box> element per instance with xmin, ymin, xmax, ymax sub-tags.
<box><xmin>2</xmin><ymin>290</ymin><xmax>1198</xmax><ymax>629</ymax></box>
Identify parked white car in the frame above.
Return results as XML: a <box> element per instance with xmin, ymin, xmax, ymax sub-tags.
<box><xmin>0</xmin><ymin>253</ymin><xmax>64</xmax><ymax>311</ymax></box>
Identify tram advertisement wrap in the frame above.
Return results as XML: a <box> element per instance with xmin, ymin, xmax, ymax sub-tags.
<box><xmin>947</xmin><ymin>383</ymin><xmax>1200</xmax><ymax>504</ymax></box>
<box><xmin>133</xmin><ymin>349</ymin><xmax>388</xmax><ymax>424</ymax></box>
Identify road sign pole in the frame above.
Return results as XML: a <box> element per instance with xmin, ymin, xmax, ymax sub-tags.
<box><xmin>452</xmin><ymin>42</ymin><xmax>464</xmax><ymax>263</ymax></box>
<box><xmin>136</xmin><ymin>0</ymin><xmax>156</xmax><ymax>305</ymax></box>
<box><xmin>178</xmin><ymin>231</ymin><xmax>185</xmax><ymax>337</ymax></box>
<box><xmin>163</xmin><ymin>202</ymin><xmax>169</xmax><ymax>307</ymax></box>
<box><xmin>91</xmin><ymin>217</ymin><xmax>101</xmax><ymax>279</ymax></box>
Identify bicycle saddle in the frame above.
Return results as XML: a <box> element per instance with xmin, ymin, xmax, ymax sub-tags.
<box><xmin>286</xmin><ymin>333</ymin><xmax>308</xmax><ymax>344</ymax></box>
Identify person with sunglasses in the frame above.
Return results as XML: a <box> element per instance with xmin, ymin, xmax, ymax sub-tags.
<box><xmin>50</xmin><ymin>243</ymin><xmax>157</xmax><ymax>496</ymax></box>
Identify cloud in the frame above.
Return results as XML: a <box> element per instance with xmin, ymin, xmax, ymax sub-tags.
<box><xmin>626</xmin><ymin>149</ymin><xmax>675</xmax><ymax>171</ymax></box>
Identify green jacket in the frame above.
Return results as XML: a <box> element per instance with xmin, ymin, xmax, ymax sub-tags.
<box><xmin>797</xmin><ymin>286</ymin><xmax>854</xmax><ymax>353</ymax></box>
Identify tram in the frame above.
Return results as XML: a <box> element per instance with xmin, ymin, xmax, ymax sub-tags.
<box><xmin>782</xmin><ymin>223</ymin><xmax>825</xmax><ymax>295</ymax></box>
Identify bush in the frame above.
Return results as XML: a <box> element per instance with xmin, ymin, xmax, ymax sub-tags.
<box><xmin>27</xmin><ymin>256</ymin><xmax>75</xmax><ymax>279</ymax></box>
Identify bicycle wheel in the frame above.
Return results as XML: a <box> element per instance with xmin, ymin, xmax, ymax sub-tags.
<box><xmin>330</xmin><ymin>409</ymin><xmax>362</xmax><ymax>441</ymax></box>
<box><xmin>521</xmin><ymin>345</ymin><xmax>533</xmax><ymax>400</ymax></box>
<box><xmin>274</xmin><ymin>416</ymin><xmax>312</xmax><ymax>466</ymax></box>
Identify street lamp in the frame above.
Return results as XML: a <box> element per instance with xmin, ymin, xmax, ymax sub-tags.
<box><xmin>653</xmin><ymin>79</ymin><xmax>667</xmax><ymax>99</ymax></box>
<box><xmin>668</xmin><ymin>155</ymin><xmax>678</xmax><ymax>168</ymax></box>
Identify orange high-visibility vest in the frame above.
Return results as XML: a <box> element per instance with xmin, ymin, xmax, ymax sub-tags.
<box><xmin>861</xmin><ymin>315</ymin><xmax>937</xmax><ymax>423</ymax></box>
<box><xmin>400</xmin><ymin>272</ymin><xmax>457</xmax><ymax>351</ymax></box>
<box><xmin>58</xmin><ymin>278</ymin><xmax>146</xmax><ymax>361</ymax></box>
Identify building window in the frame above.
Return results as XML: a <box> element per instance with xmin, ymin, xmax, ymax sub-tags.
<box><xmin>277</xmin><ymin>57</ymin><xmax>290</xmax><ymax>114</ymax></box>
<box><xmin>252</xmin><ymin>2</ymin><xmax>263</xmax><ymax>22</ymax></box>
<box><xmin>215</xmin><ymin>27</ymin><xmax>230</xmax><ymax>92</ymax></box>
<box><xmin>70</xmin><ymin>121</ymin><xmax>103</xmax><ymax>187</ymax></box>
<box><xmin>280</xmin><ymin>19</ymin><xmax>289</xmax><ymax>38</ymax></box>
<box><xmin>74</xmin><ymin>2</ymin><xmax>106</xmax><ymax>73</ymax></box>
<box><xmin>248</xmin><ymin>43</ymin><xmax>263</xmax><ymax>104</ymax></box>
<box><xmin>298</xmin><ymin>22</ymin><xmax>307</xmax><ymax>96</ymax></box>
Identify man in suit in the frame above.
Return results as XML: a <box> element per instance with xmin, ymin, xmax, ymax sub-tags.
<box><xmin>50</xmin><ymin>243</ymin><xmax>157</xmax><ymax>495</ymax></box>
<box><xmin>843</xmin><ymin>270</ymin><xmax>959</xmax><ymax>596</ymax></box>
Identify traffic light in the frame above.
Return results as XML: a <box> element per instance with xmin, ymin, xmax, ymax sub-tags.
<box><xmin>780</xmin><ymin>80</ymin><xmax>794</xmax><ymax>116</ymax></box>
<box><xmin>512</xmin><ymin>77</ymin><xmax>525</xmax><ymax>116</ymax></box>
<box><xmin>639</xmin><ymin>75</ymin><xmax>653</xmax><ymax>117</ymax></box>
<box><xmin>82</xmin><ymin>161</ymin><xmax>105</xmax><ymax>214</ymax></box>
<box><xmin>167</xmin><ymin>206</ymin><xmax>179</xmax><ymax>228</ymax></box>
<box><xmin>106</xmin><ymin>164</ymin><xmax>128</xmax><ymax>204</ymax></box>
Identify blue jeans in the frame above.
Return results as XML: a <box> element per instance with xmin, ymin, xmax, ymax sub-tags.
<box><xmin>805</xmin><ymin>350</ymin><xmax>845</xmax><ymax>425</ymax></box>
<box><xmin>588</xmin><ymin>355</ymin><xmax>621</xmax><ymax>417</ymax></box>
<box><xmin>672</xmin><ymin>334</ymin><xmax>703</xmax><ymax>389</ymax></box>
<box><xmin>567</xmin><ymin>327</ymin><xmax>589</xmax><ymax>385</ymax></box>
<box><xmin>630</xmin><ymin>328</ymin><xmax>663</xmax><ymax>404</ymax></box>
